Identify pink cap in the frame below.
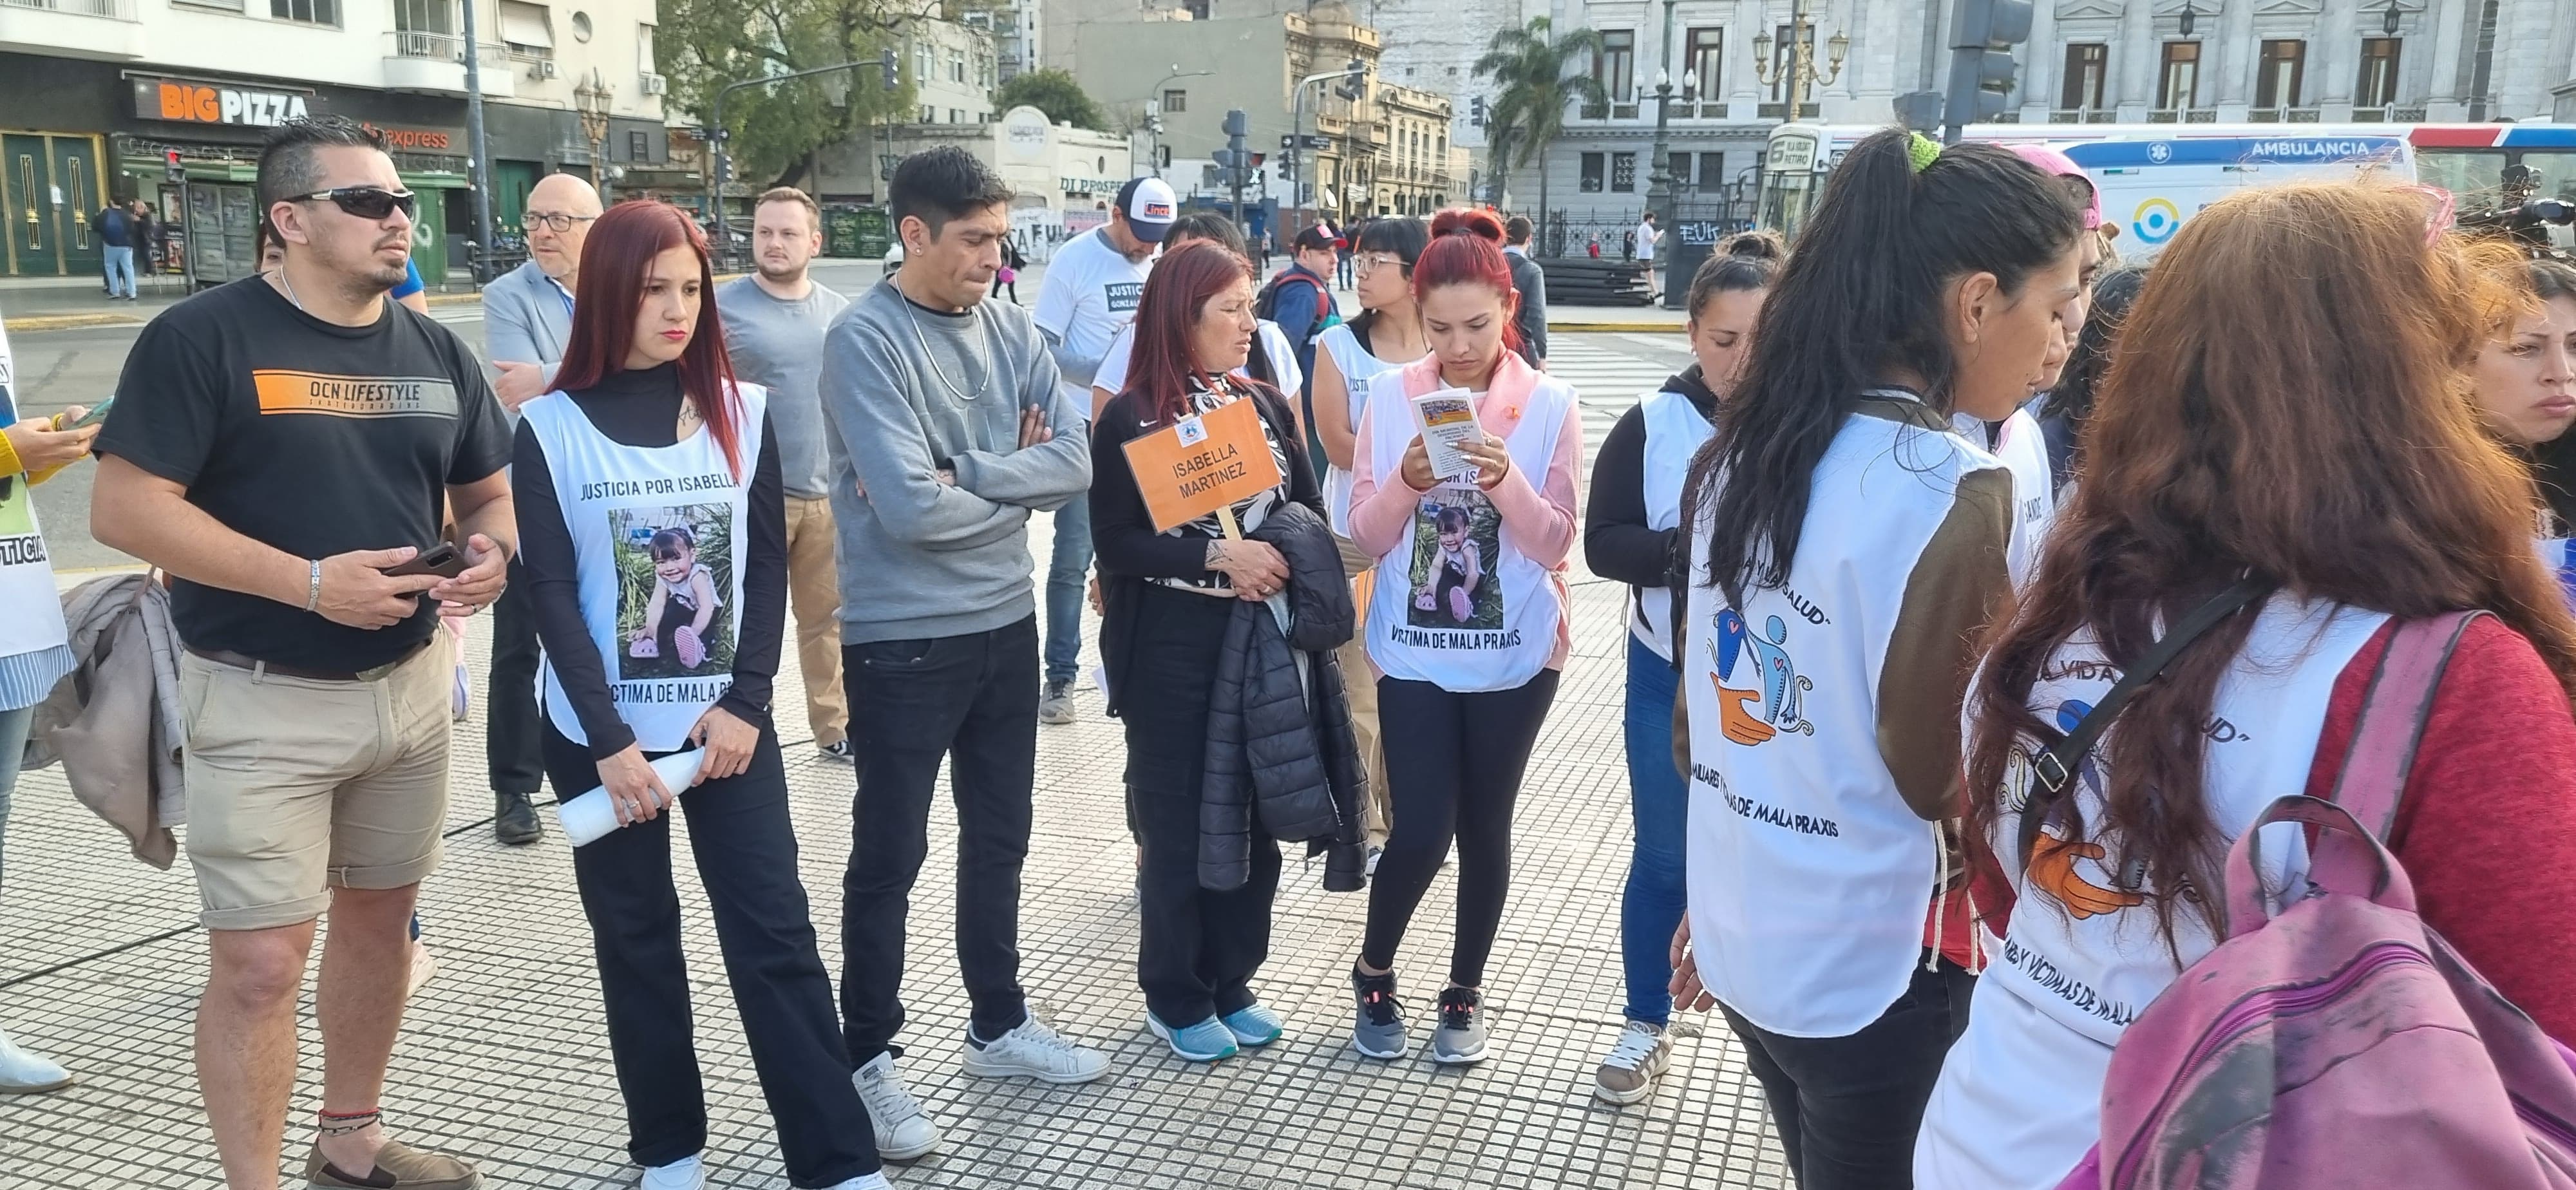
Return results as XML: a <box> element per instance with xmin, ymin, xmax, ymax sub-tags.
<box><xmin>2010</xmin><ymin>144</ymin><xmax>2103</xmax><ymax>230</ymax></box>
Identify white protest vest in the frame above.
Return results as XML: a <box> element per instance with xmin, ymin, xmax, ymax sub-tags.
<box><xmin>1681</xmin><ymin>397</ymin><xmax>1995</xmax><ymax>1037</ymax></box>
<box><xmin>1360</xmin><ymin>366</ymin><xmax>1572</xmax><ymax>693</ymax></box>
<box><xmin>1318</xmin><ymin>323</ymin><xmax>1410</xmax><ymax>535</ymax></box>
<box><xmin>1951</xmin><ymin>407</ymin><xmax>2056</xmax><ymax>587</ymax></box>
<box><xmin>0</xmin><ymin>326</ymin><xmax>65</xmax><ymax>664</ymax></box>
<box><xmin>524</xmin><ymin>382</ymin><xmax>767</xmax><ymax>751</ymax></box>
<box><xmin>1913</xmin><ymin>595</ymin><xmax>2387</xmax><ymax>1190</ymax></box>
<box><xmin>1630</xmin><ymin>387</ymin><xmax>1712</xmax><ymax>661</ymax></box>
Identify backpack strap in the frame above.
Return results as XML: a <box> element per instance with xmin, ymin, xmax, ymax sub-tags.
<box><xmin>2018</xmin><ymin>575</ymin><xmax>2274</xmax><ymax>869</ymax></box>
<box><xmin>2324</xmin><ymin>610</ymin><xmax>2485</xmax><ymax>844</ymax></box>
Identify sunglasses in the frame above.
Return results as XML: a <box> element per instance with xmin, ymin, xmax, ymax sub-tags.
<box><xmin>290</xmin><ymin>186</ymin><xmax>417</xmax><ymax>221</ymax></box>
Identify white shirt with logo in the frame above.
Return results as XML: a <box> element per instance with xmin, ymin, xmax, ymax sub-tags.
<box><xmin>1032</xmin><ymin>226</ymin><xmax>1150</xmax><ymax>407</ymax></box>
<box><xmin>1913</xmin><ymin>595</ymin><xmax>2385</xmax><ymax>1190</ymax></box>
<box><xmin>0</xmin><ymin>325</ymin><xmax>68</xmax><ymax>667</ymax></box>
<box><xmin>1953</xmin><ymin>408</ymin><xmax>2058</xmax><ymax>585</ymax></box>
<box><xmin>1631</xmin><ymin>386</ymin><xmax>1713</xmax><ymax>661</ymax></box>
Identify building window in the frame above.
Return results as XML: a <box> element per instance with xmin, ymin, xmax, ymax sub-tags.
<box><xmin>1683</xmin><ymin>27</ymin><xmax>1722</xmax><ymax>99</ymax></box>
<box><xmin>2356</xmin><ymin>37</ymin><xmax>2402</xmax><ymax>109</ymax></box>
<box><xmin>920</xmin><ymin>104</ymin><xmax>936</xmax><ymax>123</ymax></box>
<box><xmin>1769</xmin><ymin>24</ymin><xmax>1815</xmax><ymax>102</ymax></box>
<box><xmin>1162</xmin><ymin>89</ymin><xmax>1187</xmax><ymax>113</ymax></box>
<box><xmin>1611</xmin><ymin>151</ymin><xmax>1636</xmax><ymax>192</ymax></box>
<box><xmin>1667</xmin><ymin>152</ymin><xmax>1690</xmax><ymax>188</ymax></box>
<box><xmin>1580</xmin><ymin>151</ymin><xmax>1605</xmax><ymax>193</ymax></box>
<box><xmin>397</xmin><ymin>0</ymin><xmax>452</xmax><ymax>35</ymax></box>
<box><xmin>271</xmin><ymin>0</ymin><xmax>337</xmax><ymax>25</ymax></box>
<box><xmin>950</xmin><ymin>108</ymin><xmax>963</xmax><ymax>123</ymax></box>
<box><xmin>635</xmin><ymin>24</ymin><xmax>652</xmax><ymax>72</ymax></box>
<box><xmin>1595</xmin><ymin>30</ymin><xmax>1634</xmax><ymax>102</ymax></box>
<box><xmin>627</xmin><ymin>129</ymin><xmax>648</xmax><ymax>159</ymax></box>
<box><xmin>2061</xmin><ymin>43</ymin><xmax>2107</xmax><ymax>110</ymax></box>
<box><xmin>2157</xmin><ymin>41</ymin><xmax>2201</xmax><ymax>111</ymax></box>
<box><xmin>1697</xmin><ymin>150</ymin><xmax>1725</xmax><ymax>188</ymax></box>
<box><xmin>916</xmin><ymin>42</ymin><xmax>934</xmax><ymax>82</ymax></box>
<box><xmin>950</xmin><ymin>49</ymin><xmax>965</xmax><ymax>82</ymax></box>
<box><xmin>2254</xmin><ymin>39</ymin><xmax>2305</xmax><ymax>109</ymax></box>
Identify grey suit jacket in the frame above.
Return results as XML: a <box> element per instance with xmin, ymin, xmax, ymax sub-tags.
<box><xmin>482</xmin><ymin>259</ymin><xmax>574</xmax><ymax>390</ymax></box>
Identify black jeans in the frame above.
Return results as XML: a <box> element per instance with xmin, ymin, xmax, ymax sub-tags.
<box><xmin>539</xmin><ymin>720</ymin><xmax>878</xmax><ymax>1185</ymax></box>
<box><xmin>839</xmin><ymin>614</ymin><xmax>1039</xmax><ymax>1062</ymax></box>
<box><xmin>487</xmin><ymin>559</ymin><xmax>546</xmax><ymax>796</ymax></box>
<box><xmin>1119</xmin><ymin>585</ymin><xmax>1280</xmax><ymax>1025</ymax></box>
<box><xmin>1361</xmin><ymin>670</ymin><xmax>1561</xmax><ymax>987</ymax></box>
<box><xmin>1718</xmin><ymin>956</ymin><xmax>1976</xmax><ymax>1190</ymax></box>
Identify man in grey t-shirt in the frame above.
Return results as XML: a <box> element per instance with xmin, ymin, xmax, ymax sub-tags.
<box><xmin>717</xmin><ymin>187</ymin><xmax>852</xmax><ymax>763</ymax></box>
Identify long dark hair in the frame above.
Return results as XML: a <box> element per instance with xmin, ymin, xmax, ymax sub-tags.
<box><xmin>1969</xmin><ymin>184</ymin><xmax>2576</xmax><ymax>949</ymax></box>
<box><xmin>1686</xmin><ymin>129</ymin><xmax>2082</xmax><ymax>607</ymax></box>
<box><xmin>554</xmin><ymin>202</ymin><xmax>746</xmax><ymax>478</ymax></box>
<box><xmin>1347</xmin><ymin>216</ymin><xmax>1430</xmax><ymax>345</ymax></box>
<box><xmin>1125</xmin><ymin>240</ymin><xmax>1264</xmax><ymax>426</ymax></box>
<box><xmin>2036</xmin><ymin>263</ymin><xmax>2149</xmax><ymax>477</ymax></box>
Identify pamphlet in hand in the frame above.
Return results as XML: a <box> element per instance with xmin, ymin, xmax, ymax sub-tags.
<box><xmin>1412</xmin><ymin>389</ymin><xmax>1484</xmax><ymax>482</ymax></box>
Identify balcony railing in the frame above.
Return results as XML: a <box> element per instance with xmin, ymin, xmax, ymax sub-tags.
<box><xmin>2049</xmin><ymin>108</ymin><xmax>2120</xmax><ymax>123</ymax></box>
<box><xmin>2351</xmin><ymin>105</ymin><xmax>2428</xmax><ymax>122</ymax></box>
<box><xmin>388</xmin><ymin>30</ymin><xmax>507</xmax><ymax>64</ymax></box>
<box><xmin>2148</xmin><ymin>107</ymin><xmax>2220</xmax><ymax>124</ymax></box>
<box><xmin>1</xmin><ymin>0</ymin><xmax>137</xmax><ymax>19</ymax></box>
<box><xmin>1756</xmin><ymin>102</ymin><xmax>1821</xmax><ymax>119</ymax></box>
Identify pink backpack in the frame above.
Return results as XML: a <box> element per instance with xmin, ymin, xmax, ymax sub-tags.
<box><xmin>2059</xmin><ymin>611</ymin><xmax>2576</xmax><ymax>1190</ymax></box>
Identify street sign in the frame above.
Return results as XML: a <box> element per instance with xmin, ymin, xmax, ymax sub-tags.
<box><xmin>1278</xmin><ymin>134</ymin><xmax>1331</xmax><ymax>149</ymax></box>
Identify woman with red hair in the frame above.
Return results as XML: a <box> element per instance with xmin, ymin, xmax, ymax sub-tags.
<box><xmin>1343</xmin><ymin>208</ymin><xmax>1585</xmax><ymax>1066</ymax></box>
<box><xmin>1090</xmin><ymin>240</ymin><xmax>1359</xmax><ymax>1064</ymax></box>
<box><xmin>514</xmin><ymin>200</ymin><xmax>889</xmax><ymax>1190</ymax></box>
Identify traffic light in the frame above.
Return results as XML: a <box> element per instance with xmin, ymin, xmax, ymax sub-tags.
<box><xmin>166</xmin><ymin>149</ymin><xmax>184</xmax><ymax>182</ymax></box>
<box><xmin>880</xmin><ymin>47</ymin><xmax>899</xmax><ymax>88</ymax></box>
<box><xmin>1942</xmin><ymin>0</ymin><xmax>2031</xmax><ymax>141</ymax></box>
<box><xmin>1333</xmin><ymin>57</ymin><xmax>1366</xmax><ymax>102</ymax></box>
<box><xmin>1470</xmin><ymin>97</ymin><xmax>1486</xmax><ymax>128</ymax></box>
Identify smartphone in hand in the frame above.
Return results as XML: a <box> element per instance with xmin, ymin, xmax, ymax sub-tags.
<box><xmin>381</xmin><ymin>542</ymin><xmax>466</xmax><ymax>580</ymax></box>
<box><xmin>54</xmin><ymin>398</ymin><xmax>115</xmax><ymax>431</ymax></box>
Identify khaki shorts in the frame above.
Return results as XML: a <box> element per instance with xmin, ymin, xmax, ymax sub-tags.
<box><xmin>180</xmin><ymin>642</ymin><xmax>452</xmax><ymax>931</ymax></box>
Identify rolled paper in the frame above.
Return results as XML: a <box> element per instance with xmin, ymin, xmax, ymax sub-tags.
<box><xmin>556</xmin><ymin>748</ymin><xmax>709</xmax><ymax>846</ymax></box>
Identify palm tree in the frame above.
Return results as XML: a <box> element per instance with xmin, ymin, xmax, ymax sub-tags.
<box><xmin>1473</xmin><ymin>17</ymin><xmax>1606</xmax><ymax>253</ymax></box>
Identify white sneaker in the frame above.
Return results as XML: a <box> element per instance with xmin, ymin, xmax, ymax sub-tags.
<box><xmin>823</xmin><ymin>1174</ymin><xmax>895</xmax><ymax>1190</ymax></box>
<box><xmin>852</xmin><ymin>1052</ymin><xmax>940</xmax><ymax>1160</ymax></box>
<box><xmin>640</xmin><ymin>1153</ymin><xmax>707</xmax><ymax>1190</ymax></box>
<box><xmin>1592</xmin><ymin>1019</ymin><xmax>1675</xmax><ymax>1106</ymax></box>
<box><xmin>961</xmin><ymin>1014</ymin><xmax>1110</xmax><ymax>1084</ymax></box>
<box><xmin>0</xmin><ymin>1029</ymin><xmax>71</xmax><ymax>1094</ymax></box>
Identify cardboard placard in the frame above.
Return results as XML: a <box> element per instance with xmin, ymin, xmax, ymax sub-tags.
<box><xmin>1121</xmin><ymin>399</ymin><xmax>1283</xmax><ymax>534</ymax></box>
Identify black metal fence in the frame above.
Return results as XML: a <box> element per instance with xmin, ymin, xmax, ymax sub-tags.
<box><xmin>1535</xmin><ymin>187</ymin><xmax>1757</xmax><ymax>258</ymax></box>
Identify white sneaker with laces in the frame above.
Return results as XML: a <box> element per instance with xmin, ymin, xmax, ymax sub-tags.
<box><xmin>961</xmin><ymin>1014</ymin><xmax>1110</xmax><ymax>1084</ymax></box>
<box><xmin>0</xmin><ymin>1029</ymin><xmax>71</xmax><ymax>1094</ymax></box>
<box><xmin>640</xmin><ymin>1153</ymin><xmax>707</xmax><ymax>1190</ymax></box>
<box><xmin>824</xmin><ymin>1174</ymin><xmax>895</xmax><ymax>1190</ymax></box>
<box><xmin>853</xmin><ymin>1052</ymin><xmax>941</xmax><ymax>1160</ymax></box>
<box><xmin>1592</xmin><ymin>1019</ymin><xmax>1675</xmax><ymax>1106</ymax></box>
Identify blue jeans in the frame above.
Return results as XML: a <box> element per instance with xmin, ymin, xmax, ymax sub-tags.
<box><xmin>0</xmin><ymin>703</ymin><xmax>33</xmax><ymax>892</ymax></box>
<box><xmin>1043</xmin><ymin>497</ymin><xmax>1093</xmax><ymax>686</ymax></box>
<box><xmin>102</xmin><ymin>245</ymin><xmax>136</xmax><ymax>298</ymax></box>
<box><xmin>1621</xmin><ymin>633</ymin><xmax>1689</xmax><ymax>1026</ymax></box>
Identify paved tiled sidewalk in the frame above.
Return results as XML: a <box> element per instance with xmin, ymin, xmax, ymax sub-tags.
<box><xmin>0</xmin><ymin>339</ymin><xmax>1786</xmax><ymax>1187</ymax></box>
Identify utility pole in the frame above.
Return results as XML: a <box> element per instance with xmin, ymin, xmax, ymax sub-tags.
<box><xmin>1643</xmin><ymin>0</ymin><xmax>1680</xmax><ymax>305</ymax></box>
<box><xmin>1287</xmin><ymin>59</ymin><xmax>1363</xmax><ymax>229</ymax></box>
<box><xmin>1941</xmin><ymin>0</ymin><xmax>2032</xmax><ymax>144</ymax></box>
<box><xmin>459</xmin><ymin>0</ymin><xmax>495</xmax><ymax>283</ymax></box>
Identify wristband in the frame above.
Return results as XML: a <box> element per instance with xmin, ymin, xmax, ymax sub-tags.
<box><xmin>303</xmin><ymin>559</ymin><xmax>323</xmax><ymax>613</ymax></box>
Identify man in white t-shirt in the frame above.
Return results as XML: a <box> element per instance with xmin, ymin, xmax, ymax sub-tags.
<box><xmin>1030</xmin><ymin>175</ymin><xmax>1171</xmax><ymax>725</ymax></box>
<box><xmin>1635</xmin><ymin>211</ymin><xmax>1661</xmax><ymax>301</ymax></box>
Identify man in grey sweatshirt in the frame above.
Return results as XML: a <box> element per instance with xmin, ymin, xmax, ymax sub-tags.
<box><xmin>817</xmin><ymin>146</ymin><xmax>1108</xmax><ymax>1162</ymax></box>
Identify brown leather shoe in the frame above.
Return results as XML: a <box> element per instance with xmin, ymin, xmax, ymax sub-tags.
<box><xmin>303</xmin><ymin>1138</ymin><xmax>484</xmax><ymax>1189</ymax></box>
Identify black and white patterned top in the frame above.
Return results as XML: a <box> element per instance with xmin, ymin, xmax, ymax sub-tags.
<box><xmin>1153</xmin><ymin>373</ymin><xmax>1295</xmax><ymax>594</ymax></box>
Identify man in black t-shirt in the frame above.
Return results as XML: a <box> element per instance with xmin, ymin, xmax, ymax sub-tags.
<box><xmin>92</xmin><ymin>116</ymin><xmax>512</xmax><ymax>1190</ymax></box>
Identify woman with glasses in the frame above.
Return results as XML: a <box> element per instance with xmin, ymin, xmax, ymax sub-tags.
<box><xmin>1309</xmin><ymin>216</ymin><xmax>1430</xmax><ymax>855</ymax></box>
<box><xmin>514</xmin><ymin>200</ymin><xmax>888</xmax><ymax>1190</ymax></box>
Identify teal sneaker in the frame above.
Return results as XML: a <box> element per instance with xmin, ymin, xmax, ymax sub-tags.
<box><xmin>1220</xmin><ymin>1003</ymin><xmax>1285</xmax><ymax>1048</ymax></box>
<box><xmin>1146</xmin><ymin>1013</ymin><xmax>1239</xmax><ymax>1062</ymax></box>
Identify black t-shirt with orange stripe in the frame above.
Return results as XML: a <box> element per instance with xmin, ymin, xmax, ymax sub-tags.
<box><xmin>102</xmin><ymin>276</ymin><xmax>512</xmax><ymax>670</ymax></box>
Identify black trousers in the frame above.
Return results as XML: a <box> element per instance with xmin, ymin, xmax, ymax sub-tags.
<box><xmin>1120</xmin><ymin>585</ymin><xmax>1281</xmax><ymax>1025</ymax></box>
<box><xmin>839</xmin><ymin>614</ymin><xmax>1039</xmax><ymax>1063</ymax></box>
<box><xmin>487</xmin><ymin>560</ymin><xmax>546</xmax><ymax>796</ymax></box>
<box><xmin>539</xmin><ymin>720</ymin><xmax>878</xmax><ymax>1186</ymax></box>
<box><xmin>1718</xmin><ymin>956</ymin><xmax>1976</xmax><ymax>1190</ymax></box>
<box><xmin>1361</xmin><ymin>670</ymin><xmax>1561</xmax><ymax>987</ymax></box>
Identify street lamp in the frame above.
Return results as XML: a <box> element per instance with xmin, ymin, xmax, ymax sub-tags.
<box><xmin>1751</xmin><ymin>0</ymin><xmax>1846</xmax><ymax>120</ymax></box>
<box><xmin>1644</xmin><ymin>0</ymin><xmax>1681</xmax><ymax>305</ymax></box>
<box><xmin>2178</xmin><ymin>0</ymin><xmax>2199</xmax><ymax>37</ymax></box>
<box><xmin>1142</xmin><ymin>66</ymin><xmax>1213</xmax><ymax>178</ymax></box>
<box><xmin>575</xmin><ymin>68</ymin><xmax>613</xmax><ymax>193</ymax></box>
<box><xmin>2382</xmin><ymin>0</ymin><xmax>2402</xmax><ymax>35</ymax></box>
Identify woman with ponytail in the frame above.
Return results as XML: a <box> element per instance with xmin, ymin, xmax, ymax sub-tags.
<box><xmin>1580</xmin><ymin>231</ymin><xmax>1779</xmax><ymax>1105</ymax></box>
<box><xmin>1342</xmin><ymin>208</ymin><xmax>1584</xmax><ymax>1066</ymax></box>
<box><xmin>1665</xmin><ymin>129</ymin><xmax>2084</xmax><ymax>1185</ymax></box>
<box><xmin>516</xmin><ymin>200</ymin><xmax>889</xmax><ymax>1190</ymax></box>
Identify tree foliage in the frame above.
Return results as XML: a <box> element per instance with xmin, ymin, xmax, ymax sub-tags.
<box><xmin>991</xmin><ymin>68</ymin><xmax>1109</xmax><ymax>132</ymax></box>
<box><xmin>1472</xmin><ymin>17</ymin><xmax>1606</xmax><ymax>231</ymax></box>
<box><xmin>657</xmin><ymin>0</ymin><xmax>923</xmax><ymax>187</ymax></box>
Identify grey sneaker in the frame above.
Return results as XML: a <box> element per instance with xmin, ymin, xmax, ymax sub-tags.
<box><xmin>1349</xmin><ymin>967</ymin><xmax>1409</xmax><ymax>1059</ymax></box>
<box><xmin>1432</xmin><ymin>987</ymin><xmax>1488</xmax><ymax>1065</ymax></box>
<box><xmin>1593</xmin><ymin>1019</ymin><xmax>1673</xmax><ymax>1104</ymax></box>
<box><xmin>1037</xmin><ymin>681</ymin><xmax>1075</xmax><ymax>725</ymax></box>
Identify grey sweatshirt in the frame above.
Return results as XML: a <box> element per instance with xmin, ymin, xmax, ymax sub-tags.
<box><xmin>819</xmin><ymin>279</ymin><xmax>1092</xmax><ymax>644</ymax></box>
<box><xmin>717</xmin><ymin>276</ymin><xmax>849</xmax><ymax>499</ymax></box>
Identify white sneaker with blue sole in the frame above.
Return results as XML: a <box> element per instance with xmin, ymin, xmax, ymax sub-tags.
<box><xmin>1146</xmin><ymin>1013</ymin><xmax>1239</xmax><ymax>1062</ymax></box>
<box><xmin>1220</xmin><ymin>1003</ymin><xmax>1284</xmax><ymax>1047</ymax></box>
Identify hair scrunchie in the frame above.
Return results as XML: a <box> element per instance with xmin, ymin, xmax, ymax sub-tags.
<box><xmin>1906</xmin><ymin>132</ymin><xmax>1942</xmax><ymax>174</ymax></box>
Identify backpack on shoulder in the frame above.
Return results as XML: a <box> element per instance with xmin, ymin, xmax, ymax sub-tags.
<box><xmin>1255</xmin><ymin>266</ymin><xmax>1339</xmax><ymax>347</ymax></box>
<box><xmin>2056</xmin><ymin>610</ymin><xmax>2576</xmax><ymax>1190</ymax></box>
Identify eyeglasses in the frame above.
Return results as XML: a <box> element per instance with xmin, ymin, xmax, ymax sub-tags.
<box><xmin>289</xmin><ymin>186</ymin><xmax>417</xmax><ymax>221</ymax></box>
<box><xmin>522</xmin><ymin>212</ymin><xmax>599</xmax><ymax>234</ymax></box>
<box><xmin>1354</xmin><ymin>252</ymin><xmax>1408</xmax><ymax>275</ymax></box>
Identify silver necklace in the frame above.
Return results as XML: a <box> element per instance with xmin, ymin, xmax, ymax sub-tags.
<box><xmin>274</xmin><ymin>269</ymin><xmax>306</xmax><ymax>312</ymax></box>
<box><xmin>898</xmin><ymin>288</ymin><xmax>994</xmax><ymax>402</ymax></box>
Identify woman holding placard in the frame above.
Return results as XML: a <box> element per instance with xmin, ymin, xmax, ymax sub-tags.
<box><xmin>515</xmin><ymin>201</ymin><xmax>887</xmax><ymax>1190</ymax></box>
<box><xmin>1091</xmin><ymin>240</ymin><xmax>1347</xmax><ymax>1064</ymax></box>
<box><xmin>1342</xmin><ymin>209</ymin><xmax>1584</xmax><ymax>1066</ymax></box>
